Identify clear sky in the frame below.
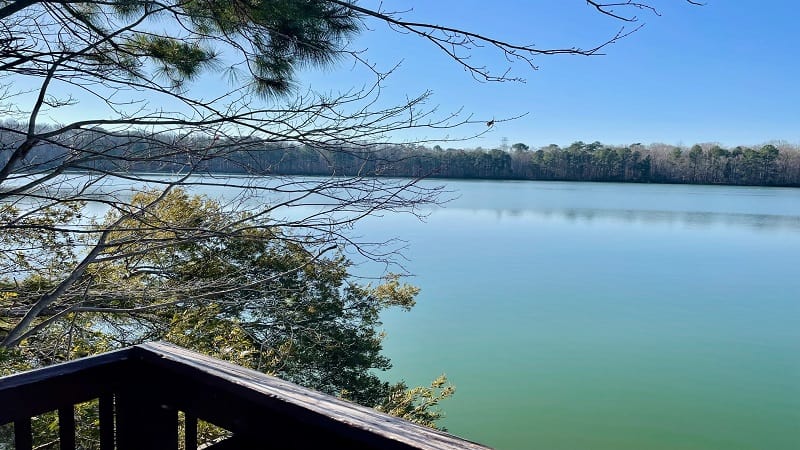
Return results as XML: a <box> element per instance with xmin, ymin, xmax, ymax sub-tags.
<box><xmin>298</xmin><ymin>0</ymin><xmax>800</xmax><ymax>149</ymax></box>
<box><xmin>18</xmin><ymin>1</ymin><xmax>800</xmax><ymax>149</ymax></box>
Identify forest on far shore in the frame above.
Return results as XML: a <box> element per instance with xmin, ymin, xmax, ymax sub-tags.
<box><xmin>333</xmin><ymin>141</ymin><xmax>799</xmax><ymax>187</ymax></box>
<box><xmin>3</xmin><ymin>123</ymin><xmax>799</xmax><ymax>187</ymax></box>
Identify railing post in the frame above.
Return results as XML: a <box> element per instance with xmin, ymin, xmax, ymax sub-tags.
<box><xmin>58</xmin><ymin>406</ymin><xmax>75</xmax><ymax>450</ymax></box>
<box><xmin>14</xmin><ymin>418</ymin><xmax>32</xmax><ymax>450</ymax></box>
<box><xmin>115</xmin><ymin>389</ymin><xmax>178</xmax><ymax>450</ymax></box>
<box><xmin>184</xmin><ymin>413</ymin><xmax>198</xmax><ymax>450</ymax></box>
<box><xmin>98</xmin><ymin>394</ymin><xmax>115</xmax><ymax>450</ymax></box>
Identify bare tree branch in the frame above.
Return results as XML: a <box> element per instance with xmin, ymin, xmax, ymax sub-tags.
<box><xmin>0</xmin><ymin>0</ymin><xmax>701</xmax><ymax>350</ymax></box>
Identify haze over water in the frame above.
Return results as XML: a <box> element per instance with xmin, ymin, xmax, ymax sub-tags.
<box><xmin>361</xmin><ymin>180</ymin><xmax>800</xmax><ymax>450</ymax></box>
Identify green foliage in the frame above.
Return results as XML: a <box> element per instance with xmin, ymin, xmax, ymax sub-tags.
<box><xmin>0</xmin><ymin>201</ymin><xmax>92</xmax><ymax>357</ymax></box>
<box><xmin>0</xmin><ymin>201</ymin><xmax>84</xmax><ymax>279</ymax></box>
<box><xmin>1</xmin><ymin>189</ymin><xmax>453</xmax><ymax>430</ymax></box>
<box><xmin>688</xmin><ymin>144</ymin><xmax>704</xmax><ymax>164</ymax></box>
<box><xmin>377</xmin><ymin>375</ymin><xmax>456</xmax><ymax>430</ymax></box>
<box><xmin>174</xmin><ymin>0</ymin><xmax>359</xmax><ymax>95</ymax></box>
<box><xmin>36</xmin><ymin>0</ymin><xmax>360</xmax><ymax>96</ymax></box>
<box><xmin>709</xmin><ymin>145</ymin><xmax>729</xmax><ymax>159</ymax></box>
<box><xmin>0</xmin><ymin>345</ymin><xmax>28</xmax><ymax>377</ymax></box>
<box><xmin>131</xmin><ymin>140</ymin><xmax>795</xmax><ymax>187</ymax></box>
<box><xmin>761</xmin><ymin>144</ymin><xmax>779</xmax><ymax>160</ymax></box>
<box><xmin>511</xmin><ymin>142</ymin><xmax>529</xmax><ymax>152</ymax></box>
<box><xmin>97</xmin><ymin>190</ymin><xmax>419</xmax><ymax>399</ymax></box>
<box><xmin>127</xmin><ymin>36</ymin><xmax>216</xmax><ymax>84</ymax></box>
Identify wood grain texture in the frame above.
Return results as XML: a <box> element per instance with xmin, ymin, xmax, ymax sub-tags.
<box><xmin>134</xmin><ymin>342</ymin><xmax>492</xmax><ymax>450</ymax></box>
<box><xmin>0</xmin><ymin>342</ymin><xmax>493</xmax><ymax>449</ymax></box>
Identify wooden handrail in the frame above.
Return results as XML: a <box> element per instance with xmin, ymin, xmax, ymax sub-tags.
<box><xmin>0</xmin><ymin>347</ymin><xmax>132</xmax><ymax>423</ymax></box>
<box><xmin>0</xmin><ymin>342</ymin><xmax>492</xmax><ymax>450</ymax></box>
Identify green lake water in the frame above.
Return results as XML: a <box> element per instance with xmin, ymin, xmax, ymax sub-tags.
<box><xmin>18</xmin><ymin>176</ymin><xmax>797</xmax><ymax>449</ymax></box>
<box><xmin>352</xmin><ymin>180</ymin><xmax>800</xmax><ymax>450</ymax></box>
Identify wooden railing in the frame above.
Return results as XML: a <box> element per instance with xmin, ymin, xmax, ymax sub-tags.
<box><xmin>0</xmin><ymin>342</ymin><xmax>491</xmax><ymax>450</ymax></box>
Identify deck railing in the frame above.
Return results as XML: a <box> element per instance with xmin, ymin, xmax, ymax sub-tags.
<box><xmin>0</xmin><ymin>342</ymin><xmax>490</xmax><ymax>450</ymax></box>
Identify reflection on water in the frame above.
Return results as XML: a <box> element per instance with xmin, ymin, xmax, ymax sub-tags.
<box><xmin>376</xmin><ymin>179</ymin><xmax>800</xmax><ymax>450</ymax></box>
<box><xmin>484</xmin><ymin>207</ymin><xmax>800</xmax><ymax>232</ymax></box>
<box><xmin>4</xmin><ymin>175</ymin><xmax>800</xmax><ymax>450</ymax></box>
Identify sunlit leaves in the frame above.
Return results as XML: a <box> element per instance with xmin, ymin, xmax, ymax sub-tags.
<box><xmin>377</xmin><ymin>375</ymin><xmax>456</xmax><ymax>430</ymax></box>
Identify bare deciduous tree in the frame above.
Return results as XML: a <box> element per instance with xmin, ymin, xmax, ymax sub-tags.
<box><xmin>0</xmin><ymin>0</ymin><xmax>699</xmax><ymax>351</ymax></box>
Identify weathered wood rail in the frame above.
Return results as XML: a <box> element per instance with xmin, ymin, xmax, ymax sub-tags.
<box><xmin>0</xmin><ymin>342</ymin><xmax>491</xmax><ymax>449</ymax></box>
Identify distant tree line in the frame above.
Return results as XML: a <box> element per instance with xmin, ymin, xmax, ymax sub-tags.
<box><xmin>2</xmin><ymin>122</ymin><xmax>799</xmax><ymax>187</ymax></box>
<box><xmin>384</xmin><ymin>141</ymin><xmax>800</xmax><ymax>186</ymax></box>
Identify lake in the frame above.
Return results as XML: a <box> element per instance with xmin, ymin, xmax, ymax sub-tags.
<box><xmin>349</xmin><ymin>180</ymin><xmax>800</xmax><ymax>450</ymax></box>
<box><xmin>7</xmin><ymin>175</ymin><xmax>798</xmax><ymax>449</ymax></box>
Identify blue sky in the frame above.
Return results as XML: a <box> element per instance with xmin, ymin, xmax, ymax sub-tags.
<box><xmin>20</xmin><ymin>1</ymin><xmax>800</xmax><ymax>149</ymax></box>
<box><xmin>299</xmin><ymin>1</ymin><xmax>800</xmax><ymax>148</ymax></box>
